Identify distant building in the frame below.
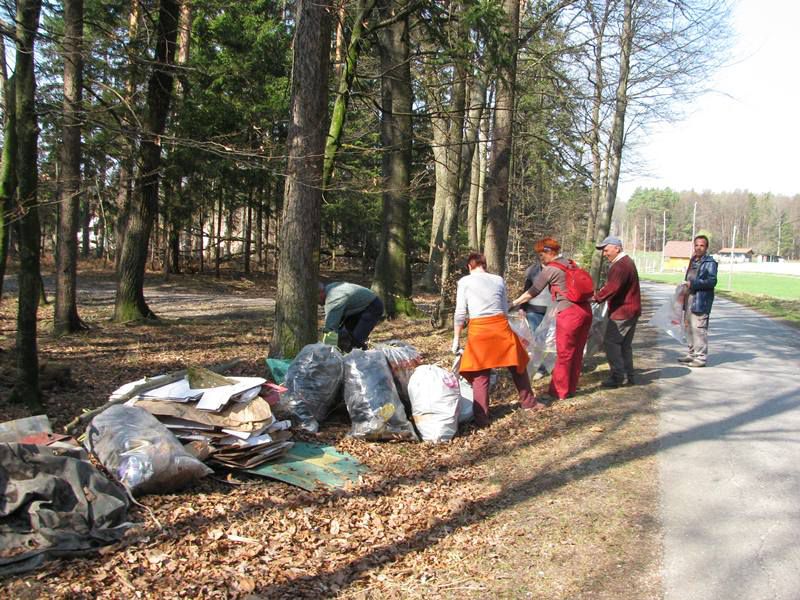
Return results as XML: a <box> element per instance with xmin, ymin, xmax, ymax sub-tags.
<box><xmin>716</xmin><ymin>247</ymin><xmax>754</xmax><ymax>263</ymax></box>
<box><xmin>662</xmin><ymin>241</ymin><xmax>693</xmax><ymax>270</ymax></box>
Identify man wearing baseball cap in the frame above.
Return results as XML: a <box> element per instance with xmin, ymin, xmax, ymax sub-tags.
<box><xmin>593</xmin><ymin>236</ymin><xmax>641</xmax><ymax>387</ymax></box>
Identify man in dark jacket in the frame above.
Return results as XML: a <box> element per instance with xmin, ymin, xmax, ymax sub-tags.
<box><xmin>679</xmin><ymin>235</ymin><xmax>718</xmax><ymax>367</ymax></box>
<box><xmin>593</xmin><ymin>236</ymin><xmax>642</xmax><ymax>387</ymax></box>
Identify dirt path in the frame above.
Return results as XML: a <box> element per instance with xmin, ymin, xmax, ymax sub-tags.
<box><xmin>5</xmin><ymin>272</ymin><xmax>276</xmax><ymax>320</ymax></box>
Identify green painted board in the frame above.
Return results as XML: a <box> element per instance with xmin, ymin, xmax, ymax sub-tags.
<box><xmin>246</xmin><ymin>441</ymin><xmax>368</xmax><ymax>491</ymax></box>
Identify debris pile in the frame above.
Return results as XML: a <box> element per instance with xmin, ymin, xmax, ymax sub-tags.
<box><xmin>118</xmin><ymin>367</ymin><xmax>294</xmax><ymax>469</ymax></box>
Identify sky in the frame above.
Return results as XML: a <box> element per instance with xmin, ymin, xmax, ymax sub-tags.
<box><xmin>617</xmin><ymin>0</ymin><xmax>800</xmax><ymax>202</ymax></box>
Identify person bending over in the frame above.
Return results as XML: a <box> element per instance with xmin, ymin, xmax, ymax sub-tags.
<box><xmin>319</xmin><ymin>282</ymin><xmax>384</xmax><ymax>352</ymax></box>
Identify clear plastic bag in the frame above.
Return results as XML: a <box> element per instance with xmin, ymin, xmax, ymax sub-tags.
<box><xmin>343</xmin><ymin>349</ymin><xmax>417</xmax><ymax>441</ymax></box>
<box><xmin>375</xmin><ymin>341</ymin><xmax>423</xmax><ymax>403</ymax></box>
<box><xmin>278</xmin><ymin>343</ymin><xmax>345</xmax><ymax>433</ymax></box>
<box><xmin>529</xmin><ymin>305</ymin><xmax>557</xmax><ymax>373</ymax></box>
<box><xmin>507</xmin><ymin>312</ymin><xmax>537</xmax><ymax>379</ymax></box>
<box><xmin>407</xmin><ymin>365</ymin><xmax>461</xmax><ymax>443</ymax></box>
<box><xmin>647</xmin><ymin>284</ymin><xmax>687</xmax><ymax>343</ymax></box>
<box><xmin>583</xmin><ymin>302</ymin><xmax>609</xmax><ymax>359</ymax></box>
<box><xmin>84</xmin><ymin>405</ymin><xmax>212</xmax><ymax>496</ymax></box>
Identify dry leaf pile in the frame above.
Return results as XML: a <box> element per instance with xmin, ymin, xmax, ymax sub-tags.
<box><xmin>0</xmin><ymin>268</ymin><xmax>662</xmax><ymax>599</ymax></box>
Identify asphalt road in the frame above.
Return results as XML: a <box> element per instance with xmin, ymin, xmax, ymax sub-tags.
<box><xmin>643</xmin><ymin>282</ymin><xmax>800</xmax><ymax>599</ymax></box>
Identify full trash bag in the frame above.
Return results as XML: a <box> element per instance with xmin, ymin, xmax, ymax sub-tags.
<box><xmin>278</xmin><ymin>343</ymin><xmax>345</xmax><ymax>433</ymax></box>
<box><xmin>647</xmin><ymin>284</ymin><xmax>687</xmax><ymax>343</ymax></box>
<box><xmin>507</xmin><ymin>311</ymin><xmax>537</xmax><ymax>379</ymax></box>
<box><xmin>85</xmin><ymin>404</ymin><xmax>212</xmax><ymax>496</ymax></box>
<box><xmin>583</xmin><ymin>302</ymin><xmax>609</xmax><ymax>359</ymax></box>
<box><xmin>375</xmin><ymin>341</ymin><xmax>423</xmax><ymax>404</ymax></box>
<box><xmin>343</xmin><ymin>349</ymin><xmax>417</xmax><ymax>441</ymax></box>
<box><xmin>529</xmin><ymin>305</ymin><xmax>557</xmax><ymax>373</ymax></box>
<box><xmin>407</xmin><ymin>365</ymin><xmax>461</xmax><ymax>443</ymax></box>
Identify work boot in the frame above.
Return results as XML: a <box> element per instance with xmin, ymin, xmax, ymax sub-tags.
<box><xmin>601</xmin><ymin>378</ymin><xmax>623</xmax><ymax>388</ymax></box>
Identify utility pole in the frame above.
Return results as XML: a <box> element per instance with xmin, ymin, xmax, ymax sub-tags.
<box><xmin>660</xmin><ymin>210</ymin><xmax>666</xmax><ymax>272</ymax></box>
<box><xmin>643</xmin><ymin>215</ymin><xmax>647</xmax><ymax>253</ymax></box>
<box><xmin>691</xmin><ymin>201</ymin><xmax>697</xmax><ymax>240</ymax></box>
<box><xmin>728</xmin><ymin>225</ymin><xmax>736</xmax><ymax>291</ymax></box>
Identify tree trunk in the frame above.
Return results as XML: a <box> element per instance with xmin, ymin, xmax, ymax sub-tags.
<box><xmin>435</xmin><ymin>57</ymin><xmax>468</xmax><ymax>323</ymax></box>
<box><xmin>483</xmin><ymin>0</ymin><xmax>520</xmax><ymax>276</ymax></box>
<box><xmin>255</xmin><ymin>184</ymin><xmax>264</xmax><ymax>271</ymax></box>
<box><xmin>244</xmin><ymin>189</ymin><xmax>253</xmax><ymax>274</ymax></box>
<box><xmin>0</xmin><ymin>68</ymin><xmax>16</xmax><ymax>303</ymax></box>
<box><xmin>12</xmin><ymin>0</ymin><xmax>44</xmax><ymax>409</ymax></box>
<box><xmin>162</xmin><ymin>0</ymin><xmax>191</xmax><ymax>276</ymax></box>
<box><xmin>583</xmin><ymin>0</ymin><xmax>610</xmax><ymax>245</ymax></box>
<box><xmin>372</xmin><ymin>0</ymin><xmax>413</xmax><ymax>317</ymax></box>
<box><xmin>463</xmin><ymin>72</ymin><xmax>488</xmax><ymax>252</ymax></box>
<box><xmin>421</xmin><ymin>114</ymin><xmax>449</xmax><ymax>291</ymax></box>
<box><xmin>55</xmin><ymin>0</ymin><xmax>85</xmax><ymax>335</ymax></box>
<box><xmin>270</xmin><ymin>0</ymin><xmax>331</xmax><ymax>358</ymax></box>
<box><xmin>215</xmin><ymin>191</ymin><xmax>222</xmax><ymax>278</ymax></box>
<box><xmin>114</xmin><ymin>0</ymin><xmax>142</xmax><ymax>270</ymax></box>
<box><xmin>591</xmin><ymin>0</ymin><xmax>633</xmax><ymax>282</ymax></box>
<box><xmin>322</xmin><ymin>0</ymin><xmax>376</xmax><ymax>191</ymax></box>
<box><xmin>114</xmin><ymin>0</ymin><xmax>180</xmax><ymax>322</ymax></box>
<box><xmin>475</xmin><ymin>103</ymin><xmax>489</xmax><ymax>249</ymax></box>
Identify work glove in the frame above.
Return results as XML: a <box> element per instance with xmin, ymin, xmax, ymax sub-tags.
<box><xmin>451</xmin><ymin>338</ymin><xmax>461</xmax><ymax>355</ymax></box>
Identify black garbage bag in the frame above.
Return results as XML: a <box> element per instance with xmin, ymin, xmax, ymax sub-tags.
<box><xmin>343</xmin><ymin>349</ymin><xmax>417</xmax><ymax>441</ymax></box>
<box><xmin>278</xmin><ymin>343</ymin><xmax>345</xmax><ymax>432</ymax></box>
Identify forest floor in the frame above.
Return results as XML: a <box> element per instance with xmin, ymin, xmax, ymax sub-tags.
<box><xmin>0</xmin><ymin>264</ymin><xmax>662</xmax><ymax>599</ymax></box>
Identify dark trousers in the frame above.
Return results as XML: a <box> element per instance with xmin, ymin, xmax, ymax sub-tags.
<box><xmin>340</xmin><ymin>297</ymin><xmax>384</xmax><ymax>349</ymax></box>
<box><xmin>463</xmin><ymin>367</ymin><xmax>537</xmax><ymax>427</ymax></box>
<box><xmin>604</xmin><ymin>316</ymin><xmax>638</xmax><ymax>382</ymax></box>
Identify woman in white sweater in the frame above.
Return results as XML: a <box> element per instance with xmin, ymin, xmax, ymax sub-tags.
<box><xmin>452</xmin><ymin>253</ymin><xmax>545</xmax><ymax>426</ymax></box>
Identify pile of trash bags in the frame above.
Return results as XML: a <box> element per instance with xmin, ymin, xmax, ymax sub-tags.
<box><xmin>275</xmin><ymin>340</ymin><xmax>479</xmax><ymax>444</ymax></box>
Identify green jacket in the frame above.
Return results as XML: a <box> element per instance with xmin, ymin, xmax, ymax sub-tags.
<box><xmin>323</xmin><ymin>282</ymin><xmax>377</xmax><ymax>331</ymax></box>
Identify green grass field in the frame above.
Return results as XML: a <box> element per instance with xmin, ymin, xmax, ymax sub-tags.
<box><xmin>640</xmin><ymin>271</ymin><xmax>800</xmax><ymax>327</ymax></box>
<box><xmin>640</xmin><ymin>272</ymin><xmax>800</xmax><ymax>300</ymax></box>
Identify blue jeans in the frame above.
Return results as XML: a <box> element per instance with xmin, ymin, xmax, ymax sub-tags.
<box><xmin>525</xmin><ymin>310</ymin><xmax>545</xmax><ymax>333</ymax></box>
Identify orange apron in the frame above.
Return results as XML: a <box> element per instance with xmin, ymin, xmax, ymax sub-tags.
<box><xmin>459</xmin><ymin>313</ymin><xmax>529</xmax><ymax>375</ymax></box>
